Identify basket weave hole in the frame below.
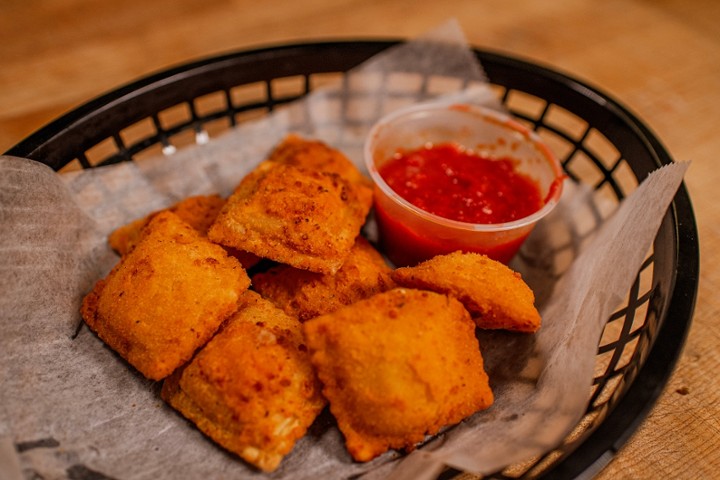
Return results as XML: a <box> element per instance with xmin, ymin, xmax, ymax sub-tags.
<box><xmin>193</xmin><ymin>91</ymin><xmax>228</xmax><ymax>118</ymax></box>
<box><xmin>621</xmin><ymin>255</ymin><xmax>654</xmax><ymax>334</ymax></box>
<box><xmin>505</xmin><ymin>90</ymin><xmax>547</xmax><ymax>121</ymax></box>
<box><xmin>595</xmin><ymin>349</ymin><xmax>637</xmax><ymax>408</ymax></box>
<box><xmin>591</xmin><ymin>375</ymin><xmax>624</xmax><ymax>411</ymax></box>
<box><xmin>610</xmin><ymin>160</ymin><xmax>639</xmax><ymax>197</ymax></box>
<box><xmin>599</xmin><ymin>318</ymin><xmax>626</xmax><ymax>349</ymax></box>
<box><xmin>271</xmin><ymin>75</ymin><xmax>307</xmax><ymax>102</ymax></box>
<box><xmin>488</xmin><ymin>83</ymin><xmax>507</xmax><ymax>102</ymax></box>
<box><xmin>229</xmin><ymin>82</ymin><xmax>270</xmax><ymax>126</ymax></box>
<box><xmin>584</xmin><ymin>128</ymin><xmax>621</xmax><ymax>171</ymax></box>
<box><xmin>638</xmin><ymin>250</ymin><xmax>655</xmax><ymax>294</ymax></box>
<box><xmin>201</xmin><ymin>117</ymin><xmax>233</xmax><ymax>141</ymax></box>
<box><xmin>233</xmin><ymin>109</ymin><xmax>269</xmax><ymax>126</ymax></box>
<box><xmin>536</xmin><ymin>127</ymin><xmax>577</xmax><ymax>165</ymax></box>
<box><xmin>593</xmin><ymin>349</ymin><xmax>617</xmax><ymax>382</ymax></box>
<box><xmin>120</xmin><ymin>118</ymin><xmax>157</xmax><ymax>150</ymax></box>
<box><xmin>564</xmin><ymin>150</ymin><xmax>607</xmax><ymax>187</ymax></box>
<box><xmin>130</xmin><ymin>143</ymin><xmax>165</xmax><ymax>164</ymax></box>
<box><xmin>163</xmin><ymin>128</ymin><xmax>197</xmax><ymax>153</ymax></box>
<box><xmin>85</xmin><ymin>137</ymin><xmax>120</xmax><ymax>167</ymax></box>
<box><xmin>158</xmin><ymin>103</ymin><xmax>193</xmax><ymax>130</ymax></box>
<box><xmin>58</xmin><ymin>159</ymin><xmax>83</xmax><ymax>173</ymax></box>
<box><xmin>230</xmin><ymin>82</ymin><xmax>268</xmax><ymax>108</ymax></box>
<box><xmin>544</xmin><ymin>104</ymin><xmax>589</xmax><ymax>142</ymax></box>
<box><xmin>627</xmin><ymin>299</ymin><xmax>651</xmax><ymax>337</ymax></box>
<box><xmin>591</xmin><ymin>376</ymin><xmax>628</xmax><ymax>418</ymax></box>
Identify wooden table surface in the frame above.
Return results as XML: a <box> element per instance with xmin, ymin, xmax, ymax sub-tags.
<box><xmin>2</xmin><ymin>1</ymin><xmax>718</xmax><ymax>478</ymax></box>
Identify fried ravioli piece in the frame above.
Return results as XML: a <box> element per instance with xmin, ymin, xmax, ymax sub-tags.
<box><xmin>253</xmin><ymin>236</ymin><xmax>394</xmax><ymax>321</ymax></box>
<box><xmin>108</xmin><ymin>215</ymin><xmax>151</xmax><ymax>256</ymax></box>
<box><xmin>267</xmin><ymin>134</ymin><xmax>373</xmax><ymax>192</ymax></box>
<box><xmin>390</xmin><ymin>251</ymin><xmax>541</xmax><ymax>333</ymax></box>
<box><xmin>208</xmin><ymin>162</ymin><xmax>372</xmax><ymax>274</ymax></box>
<box><xmin>303</xmin><ymin>288</ymin><xmax>493</xmax><ymax>462</ymax></box>
<box><xmin>161</xmin><ymin>291</ymin><xmax>326</xmax><ymax>472</ymax></box>
<box><xmin>81</xmin><ymin>211</ymin><xmax>251</xmax><ymax>380</ymax></box>
<box><xmin>108</xmin><ymin>194</ymin><xmax>261</xmax><ymax>269</ymax></box>
<box><xmin>108</xmin><ymin>194</ymin><xmax>226</xmax><ymax>255</ymax></box>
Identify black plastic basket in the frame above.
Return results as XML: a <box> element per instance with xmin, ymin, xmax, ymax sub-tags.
<box><xmin>6</xmin><ymin>41</ymin><xmax>699</xmax><ymax>479</ymax></box>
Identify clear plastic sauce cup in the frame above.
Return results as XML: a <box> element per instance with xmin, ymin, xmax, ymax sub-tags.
<box><xmin>364</xmin><ymin>102</ymin><xmax>564</xmax><ymax>267</ymax></box>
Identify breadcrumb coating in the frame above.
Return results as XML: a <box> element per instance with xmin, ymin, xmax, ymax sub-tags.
<box><xmin>108</xmin><ymin>194</ymin><xmax>260</xmax><ymax>269</ymax></box>
<box><xmin>208</xmin><ymin>162</ymin><xmax>371</xmax><ymax>274</ymax></box>
<box><xmin>391</xmin><ymin>251</ymin><xmax>541</xmax><ymax>332</ymax></box>
<box><xmin>81</xmin><ymin>211</ymin><xmax>250</xmax><ymax>380</ymax></box>
<box><xmin>161</xmin><ymin>291</ymin><xmax>326</xmax><ymax>472</ymax></box>
<box><xmin>253</xmin><ymin>236</ymin><xmax>394</xmax><ymax>321</ymax></box>
<box><xmin>303</xmin><ymin>288</ymin><xmax>493</xmax><ymax>462</ymax></box>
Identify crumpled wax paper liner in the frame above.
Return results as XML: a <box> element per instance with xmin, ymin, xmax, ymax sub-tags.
<box><xmin>0</xmin><ymin>19</ymin><xmax>689</xmax><ymax>480</ymax></box>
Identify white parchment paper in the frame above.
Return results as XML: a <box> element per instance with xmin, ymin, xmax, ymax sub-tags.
<box><xmin>0</xmin><ymin>20</ymin><xmax>689</xmax><ymax>480</ymax></box>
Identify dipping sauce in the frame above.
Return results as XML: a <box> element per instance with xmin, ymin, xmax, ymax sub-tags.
<box><xmin>374</xmin><ymin>143</ymin><xmax>546</xmax><ymax>266</ymax></box>
<box><xmin>364</xmin><ymin>102</ymin><xmax>563</xmax><ymax>268</ymax></box>
<box><xmin>378</xmin><ymin>143</ymin><xmax>543</xmax><ymax>224</ymax></box>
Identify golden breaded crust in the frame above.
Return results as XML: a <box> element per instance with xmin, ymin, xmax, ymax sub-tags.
<box><xmin>253</xmin><ymin>236</ymin><xmax>394</xmax><ymax>321</ymax></box>
<box><xmin>161</xmin><ymin>291</ymin><xmax>326</xmax><ymax>472</ymax></box>
<box><xmin>303</xmin><ymin>288</ymin><xmax>493</xmax><ymax>462</ymax></box>
<box><xmin>107</xmin><ymin>216</ymin><xmax>151</xmax><ymax>257</ymax></box>
<box><xmin>267</xmin><ymin>134</ymin><xmax>373</xmax><ymax>191</ymax></box>
<box><xmin>81</xmin><ymin>211</ymin><xmax>250</xmax><ymax>380</ymax></box>
<box><xmin>390</xmin><ymin>251</ymin><xmax>541</xmax><ymax>332</ymax></box>
<box><xmin>108</xmin><ymin>194</ymin><xmax>261</xmax><ymax>269</ymax></box>
<box><xmin>208</xmin><ymin>162</ymin><xmax>371</xmax><ymax>274</ymax></box>
<box><xmin>108</xmin><ymin>194</ymin><xmax>226</xmax><ymax>256</ymax></box>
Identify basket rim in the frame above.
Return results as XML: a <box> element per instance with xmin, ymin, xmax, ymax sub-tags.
<box><xmin>3</xmin><ymin>39</ymin><xmax>700</xmax><ymax>479</ymax></box>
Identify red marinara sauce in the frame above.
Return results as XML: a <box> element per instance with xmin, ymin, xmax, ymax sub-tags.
<box><xmin>375</xmin><ymin>142</ymin><xmax>545</xmax><ymax>266</ymax></box>
<box><xmin>379</xmin><ymin>143</ymin><xmax>543</xmax><ymax>224</ymax></box>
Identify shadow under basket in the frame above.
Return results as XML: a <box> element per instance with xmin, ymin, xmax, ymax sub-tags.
<box><xmin>6</xmin><ymin>41</ymin><xmax>699</xmax><ymax>479</ymax></box>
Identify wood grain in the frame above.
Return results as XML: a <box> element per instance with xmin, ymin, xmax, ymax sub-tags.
<box><xmin>2</xmin><ymin>0</ymin><xmax>718</xmax><ymax>478</ymax></box>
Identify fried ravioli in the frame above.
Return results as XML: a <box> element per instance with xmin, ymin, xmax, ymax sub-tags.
<box><xmin>108</xmin><ymin>194</ymin><xmax>261</xmax><ymax>269</ymax></box>
<box><xmin>161</xmin><ymin>291</ymin><xmax>326</xmax><ymax>472</ymax></box>
<box><xmin>81</xmin><ymin>211</ymin><xmax>251</xmax><ymax>380</ymax></box>
<box><xmin>267</xmin><ymin>134</ymin><xmax>373</xmax><ymax>192</ymax></box>
<box><xmin>208</xmin><ymin>162</ymin><xmax>371</xmax><ymax>274</ymax></box>
<box><xmin>303</xmin><ymin>288</ymin><xmax>493</xmax><ymax>462</ymax></box>
<box><xmin>108</xmin><ymin>194</ymin><xmax>226</xmax><ymax>255</ymax></box>
<box><xmin>390</xmin><ymin>251</ymin><xmax>541</xmax><ymax>333</ymax></box>
<box><xmin>252</xmin><ymin>236</ymin><xmax>394</xmax><ymax>321</ymax></box>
